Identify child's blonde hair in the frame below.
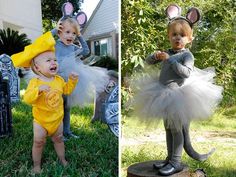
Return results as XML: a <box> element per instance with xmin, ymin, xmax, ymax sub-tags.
<box><xmin>167</xmin><ymin>19</ymin><xmax>193</xmax><ymax>39</ymax></box>
<box><xmin>59</xmin><ymin>17</ymin><xmax>80</xmax><ymax>34</ymax></box>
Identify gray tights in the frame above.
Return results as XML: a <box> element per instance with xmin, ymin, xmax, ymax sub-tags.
<box><xmin>164</xmin><ymin>121</ymin><xmax>189</xmax><ymax>166</ymax></box>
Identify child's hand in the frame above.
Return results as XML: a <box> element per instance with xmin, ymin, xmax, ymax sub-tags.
<box><xmin>69</xmin><ymin>72</ymin><xmax>79</xmax><ymax>81</ymax></box>
<box><xmin>155</xmin><ymin>51</ymin><xmax>169</xmax><ymax>60</ymax></box>
<box><xmin>39</xmin><ymin>85</ymin><xmax>50</xmax><ymax>93</ymax></box>
<box><xmin>56</xmin><ymin>21</ymin><xmax>63</xmax><ymax>33</ymax></box>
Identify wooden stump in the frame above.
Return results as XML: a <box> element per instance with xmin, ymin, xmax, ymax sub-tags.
<box><xmin>127</xmin><ymin>160</ymin><xmax>190</xmax><ymax>177</ymax></box>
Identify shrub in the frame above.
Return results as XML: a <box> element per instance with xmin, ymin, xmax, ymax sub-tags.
<box><xmin>0</xmin><ymin>28</ymin><xmax>31</xmax><ymax>56</ymax></box>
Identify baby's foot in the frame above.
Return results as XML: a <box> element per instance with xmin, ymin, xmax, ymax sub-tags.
<box><xmin>60</xmin><ymin>159</ymin><xmax>68</xmax><ymax>167</ymax></box>
<box><xmin>33</xmin><ymin>165</ymin><xmax>41</xmax><ymax>174</ymax></box>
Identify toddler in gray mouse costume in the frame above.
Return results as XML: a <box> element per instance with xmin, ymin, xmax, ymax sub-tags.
<box><xmin>130</xmin><ymin>4</ymin><xmax>223</xmax><ymax>176</ymax></box>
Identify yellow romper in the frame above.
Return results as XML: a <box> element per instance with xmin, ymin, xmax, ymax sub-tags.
<box><xmin>23</xmin><ymin>75</ymin><xmax>78</xmax><ymax>136</ymax></box>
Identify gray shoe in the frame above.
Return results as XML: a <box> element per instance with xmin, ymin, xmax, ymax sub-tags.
<box><xmin>159</xmin><ymin>163</ymin><xmax>184</xmax><ymax>176</ymax></box>
<box><xmin>65</xmin><ymin>133</ymin><xmax>80</xmax><ymax>139</ymax></box>
<box><xmin>153</xmin><ymin>160</ymin><xmax>168</xmax><ymax>170</ymax></box>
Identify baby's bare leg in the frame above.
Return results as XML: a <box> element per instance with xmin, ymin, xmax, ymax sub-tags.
<box><xmin>51</xmin><ymin>122</ymin><xmax>68</xmax><ymax>166</ymax></box>
<box><xmin>32</xmin><ymin>122</ymin><xmax>47</xmax><ymax>174</ymax></box>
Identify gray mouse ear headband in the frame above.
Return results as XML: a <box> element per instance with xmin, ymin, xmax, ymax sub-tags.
<box><xmin>166</xmin><ymin>4</ymin><xmax>200</xmax><ymax>28</ymax></box>
<box><xmin>61</xmin><ymin>2</ymin><xmax>87</xmax><ymax>29</ymax></box>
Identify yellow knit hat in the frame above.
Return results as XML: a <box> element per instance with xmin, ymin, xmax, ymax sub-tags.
<box><xmin>11</xmin><ymin>31</ymin><xmax>55</xmax><ymax>67</ymax></box>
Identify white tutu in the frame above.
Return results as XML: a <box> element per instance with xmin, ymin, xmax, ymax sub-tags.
<box><xmin>59</xmin><ymin>54</ymin><xmax>110</xmax><ymax>107</ymax></box>
<box><xmin>130</xmin><ymin>67</ymin><xmax>223</xmax><ymax>130</ymax></box>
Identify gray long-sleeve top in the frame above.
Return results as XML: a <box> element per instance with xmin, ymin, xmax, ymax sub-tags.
<box><xmin>146</xmin><ymin>49</ymin><xmax>194</xmax><ymax>87</ymax></box>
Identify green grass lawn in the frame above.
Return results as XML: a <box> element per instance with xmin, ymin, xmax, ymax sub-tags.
<box><xmin>121</xmin><ymin>107</ymin><xmax>236</xmax><ymax>177</ymax></box>
<box><xmin>0</xmin><ymin>83</ymin><xmax>118</xmax><ymax>176</ymax></box>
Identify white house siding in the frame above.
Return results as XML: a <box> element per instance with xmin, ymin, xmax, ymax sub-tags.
<box><xmin>82</xmin><ymin>0</ymin><xmax>119</xmax><ymax>59</ymax></box>
<box><xmin>0</xmin><ymin>0</ymin><xmax>42</xmax><ymax>41</ymax></box>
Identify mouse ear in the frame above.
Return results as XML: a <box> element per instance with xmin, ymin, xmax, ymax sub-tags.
<box><xmin>76</xmin><ymin>11</ymin><xmax>87</xmax><ymax>28</ymax></box>
<box><xmin>166</xmin><ymin>4</ymin><xmax>181</xmax><ymax>19</ymax></box>
<box><xmin>61</xmin><ymin>2</ymin><xmax>74</xmax><ymax>17</ymax></box>
<box><xmin>186</xmin><ymin>7</ymin><xmax>200</xmax><ymax>25</ymax></box>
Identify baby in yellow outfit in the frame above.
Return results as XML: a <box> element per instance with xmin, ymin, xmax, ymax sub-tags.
<box><xmin>24</xmin><ymin>67</ymin><xmax>77</xmax><ymax>136</ymax></box>
<box><xmin>11</xmin><ymin>32</ymin><xmax>78</xmax><ymax>174</ymax></box>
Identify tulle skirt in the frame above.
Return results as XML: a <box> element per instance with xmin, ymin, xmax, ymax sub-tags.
<box><xmin>129</xmin><ymin>67</ymin><xmax>223</xmax><ymax>130</ymax></box>
<box><xmin>59</xmin><ymin>55</ymin><xmax>110</xmax><ymax>107</ymax></box>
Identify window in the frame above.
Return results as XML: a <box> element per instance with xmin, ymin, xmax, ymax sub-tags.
<box><xmin>100</xmin><ymin>39</ymin><xmax>108</xmax><ymax>56</ymax></box>
<box><xmin>93</xmin><ymin>38</ymin><xmax>112</xmax><ymax>56</ymax></box>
